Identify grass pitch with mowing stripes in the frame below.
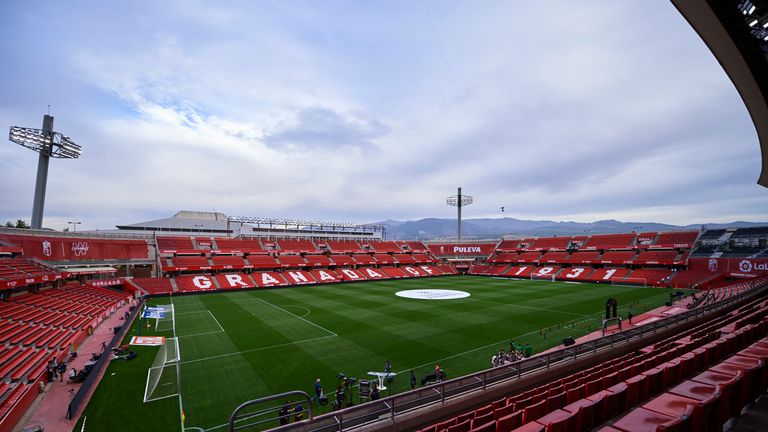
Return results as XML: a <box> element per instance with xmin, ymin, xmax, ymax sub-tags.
<box><xmin>76</xmin><ymin>276</ymin><xmax>681</xmax><ymax>431</ymax></box>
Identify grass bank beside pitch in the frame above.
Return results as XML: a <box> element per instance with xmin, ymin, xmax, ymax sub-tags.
<box><xmin>76</xmin><ymin>276</ymin><xmax>680</xmax><ymax>431</ymax></box>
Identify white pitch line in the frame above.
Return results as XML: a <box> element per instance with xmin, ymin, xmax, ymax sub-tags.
<box><xmin>179</xmin><ymin>334</ymin><xmax>337</xmax><ymax>366</ymax></box>
<box><xmin>177</xmin><ymin>330</ymin><xmax>225</xmax><ymax>338</ymax></box>
<box><xmin>209</xmin><ymin>311</ymin><xmax>225</xmax><ymax>332</ymax></box>
<box><xmin>254</xmin><ymin>297</ymin><xmax>337</xmax><ymax>337</ymax></box>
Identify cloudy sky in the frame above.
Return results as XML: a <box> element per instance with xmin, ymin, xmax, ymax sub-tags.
<box><xmin>0</xmin><ymin>0</ymin><xmax>766</xmax><ymax>231</ymax></box>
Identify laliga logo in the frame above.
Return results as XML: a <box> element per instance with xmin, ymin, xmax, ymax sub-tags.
<box><xmin>707</xmin><ymin>259</ymin><xmax>718</xmax><ymax>272</ymax></box>
<box><xmin>739</xmin><ymin>260</ymin><xmax>753</xmax><ymax>273</ymax></box>
<box><xmin>71</xmin><ymin>242</ymin><xmax>89</xmax><ymax>257</ymax></box>
<box><xmin>42</xmin><ymin>241</ymin><xmax>52</xmax><ymax>257</ymax></box>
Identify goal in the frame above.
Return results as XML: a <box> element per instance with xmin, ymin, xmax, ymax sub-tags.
<box><xmin>143</xmin><ymin>337</ymin><xmax>180</xmax><ymax>402</ymax></box>
<box><xmin>611</xmin><ymin>278</ymin><xmax>647</xmax><ymax>288</ymax></box>
<box><xmin>154</xmin><ymin>304</ymin><xmax>175</xmax><ymax>333</ymax></box>
<box><xmin>530</xmin><ymin>273</ymin><xmax>556</xmax><ymax>282</ymax></box>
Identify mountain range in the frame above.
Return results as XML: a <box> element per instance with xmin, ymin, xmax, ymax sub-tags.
<box><xmin>374</xmin><ymin>218</ymin><xmax>768</xmax><ymax>240</ymax></box>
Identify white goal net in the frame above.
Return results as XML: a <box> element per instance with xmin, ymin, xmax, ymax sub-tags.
<box><xmin>530</xmin><ymin>273</ymin><xmax>556</xmax><ymax>282</ymax></box>
<box><xmin>154</xmin><ymin>304</ymin><xmax>175</xmax><ymax>333</ymax></box>
<box><xmin>611</xmin><ymin>278</ymin><xmax>647</xmax><ymax>288</ymax></box>
<box><xmin>144</xmin><ymin>337</ymin><xmax>180</xmax><ymax>402</ymax></box>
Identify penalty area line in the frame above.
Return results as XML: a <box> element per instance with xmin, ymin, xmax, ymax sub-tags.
<box><xmin>179</xmin><ymin>334</ymin><xmax>337</xmax><ymax>366</ymax></box>
<box><xmin>253</xmin><ymin>297</ymin><xmax>337</xmax><ymax>337</ymax></box>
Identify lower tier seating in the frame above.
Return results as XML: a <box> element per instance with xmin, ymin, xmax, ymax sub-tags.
<box><xmin>416</xmin><ymin>283</ymin><xmax>768</xmax><ymax>432</ymax></box>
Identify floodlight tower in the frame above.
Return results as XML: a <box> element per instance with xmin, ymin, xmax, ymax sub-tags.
<box><xmin>9</xmin><ymin>114</ymin><xmax>81</xmax><ymax>229</ymax></box>
<box><xmin>446</xmin><ymin>187</ymin><xmax>473</xmax><ymax>240</ymax></box>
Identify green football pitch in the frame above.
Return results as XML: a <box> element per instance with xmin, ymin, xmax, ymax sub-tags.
<box><xmin>75</xmin><ymin>276</ymin><xmax>681</xmax><ymax>432</ymax></box>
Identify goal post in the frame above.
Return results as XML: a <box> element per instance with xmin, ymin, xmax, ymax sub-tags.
<box><xmin>154</xmin><ymin>304</ymin><xmax>175</xmax><ymax>333</ymax></box>
<box><xmin>530</xmin><ymin>273</ymin><xmax>556</xmax><ymax>282</ymax></box>
<box><xmin>144</xmin><ymin>337</ymin><xmax>181</xmax><ymax>403</ymax></box>
<box><xmin>611</xmin><ymin>278</ymin><xmax>646</xmax><ymax>288</ymax></box>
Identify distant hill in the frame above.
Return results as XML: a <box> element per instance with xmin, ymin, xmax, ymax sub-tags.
<box><xmin>374</xmin><ymin>217</ymin><xmax>767</xmax><ymax>240</ymax></box>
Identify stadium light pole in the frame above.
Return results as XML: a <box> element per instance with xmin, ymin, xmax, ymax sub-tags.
<box><xmin>67</xmin><ymin>221</ymin><xmax>81</xmax><ymax>232</ymax></box>
<box><xmin>8</xmin><ymin>114</ymin><xmax>81</xmax><ymax>229</ymax></box>
<box><xmin>446</xmin><ymin>187</ymin><xmax>473</xmax><ymax>240</ymax></box>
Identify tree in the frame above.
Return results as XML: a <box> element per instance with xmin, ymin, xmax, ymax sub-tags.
<box><xmin>5</xmin><ymin>220</ymin><xmax>30</xmax><ymax>229</ymax></box>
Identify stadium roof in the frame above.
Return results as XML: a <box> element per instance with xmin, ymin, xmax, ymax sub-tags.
<box><xmin>673</xmin><ymin>0</ymin><xmax>768</xmax><ymax>187</ymax></box>
<box><xmin>109</xmin><ymin>210</ymin><xmax>385</xmax><ymax>239</ymax></box>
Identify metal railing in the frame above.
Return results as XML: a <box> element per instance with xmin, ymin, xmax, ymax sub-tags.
<box><xmin>230</xmin><ymin>391</ymin><xmax>313</xmax><ymax>432</ymax></box>
<box><xmin>273</xmin><ymin>281</ymin><xmax>768</xmax><ymax>432</ymax></box>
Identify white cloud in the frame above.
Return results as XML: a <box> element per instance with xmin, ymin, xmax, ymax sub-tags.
<box><xmin>0</xmin><ymin>0</ymin><xmax>765</xmax><ymax>230</ymax></box>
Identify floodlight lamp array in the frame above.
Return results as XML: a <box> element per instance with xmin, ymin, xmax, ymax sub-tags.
<box><xmin>9</xmin><ymin>126</ymin><xmax>81</xmax><ymax>159</ymax></box>
<box><xmin>446</xmin><ymin>195</ymin><xmax>473</xmax><ymax>207</ymax></box>
<box><xmin>227</xmin><ymin>216</ymin><xmax>386</xmax><ymax>232</ymax></box>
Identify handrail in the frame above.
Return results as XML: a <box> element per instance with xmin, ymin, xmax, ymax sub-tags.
<box><xmin>230</xmin><ymin>390</ymin><xmax>313</xmax><ymax>432</ymax></box>
<box><xmin>270</xmin><ymin>280</ymin><xmax>768</xmax><ymax>432</ymax></box>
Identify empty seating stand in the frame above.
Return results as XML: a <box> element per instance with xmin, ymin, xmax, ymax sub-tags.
<box><xmin>415</xmin><ymin>284</ymin><xmax>768</xmax><ymax>432</ymax></box>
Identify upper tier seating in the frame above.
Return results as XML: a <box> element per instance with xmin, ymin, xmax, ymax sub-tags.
<box><xmin>304</xmin><ymin>255</ymin><xmax>333</xmax><ymax>267</ymax></box>
<box><xmin>0</xmin><ymin>259</ymin><xmax>59</xmax><ymax>287</ymax></box>
<box><xmin>214</xmin><ymin>238</ymin><xmax>266</xmax><ymax>254</ymax></box>
<box><xmin>353</xmin><ymin>254</ymin><xmax>376</xmax><ymax>265</ymax></box>
<box><xmin>490</xmin><ymin>253</ymin><xmax>518</xmax><ymax>263</ymax></box>
<box><xmin>497</xmin><ymin>240</ymin><xmax>521</xmax><ymax>252</ymax></box>
<box><xmin>529</xmin><ymin>237</ymin><xmax>572</xmax><ymax>251</ymax></box>
<box><xmin>393</xmin><ymin>254</ymin><xmax>417</xmax><ymax>264</ymax></box>
<box><xmin>246</xmin><ymin>255</ymin><xmax>280</xmax><ymax>270</ymax></box>
<box><xmin>365</xmin><ymin>241</ymin><xmax>403</xmax><ymax>253</ymax></box>
<box><xmin>560</xmin><ymin>251</ymin><xmax>600</xmax><ymax>264</ymax></box>
<box><xmin>581</xmin><ymin>234</ymin><xmax>636</xmax><ymax>250</ymax></box>
<box><xmin>330</xmin><ymin>254</ymin><xmax>355</xmax><ymax>267</ymax></box>
<box><xmin>539</xmin><ymin>252</ymin><xmax>568</xmax><ymax>263</ymax></box>
<box><xmin>401</xmin><ymin>241</ymin><xmax>429</xmax><ymax>252</ymax></box>
<box><xmin>516</xmin><ymin>252</ymin><xmax>542</xmax><ymax>263</ymax></box>
<box><xmin>636</xmin><ymin>232</ymin><xmax>658</xmax><ymax>247</ymax></box>
<box><xmin>599</xmin><ymin>251</ymin><xmax>636</xmax><ymax>264</ymax></box>
<box><xmin>634</xmin><ymin>250</ymin><xmax>679</xmax><ymax>265</ymax></box>
<box><xmin>652</xmin><ymin>231</ymin><xmax>699</xmax><ymax>249</ymax></box>
<box><xmin>373</xmin><ymin>254</ymin><xmax>396</xmax><ymax>265</ymax></box>
<box><xmin>326</xmin><ymin>240</ymin><xmax>364</xmax><ymax>253</ymax></box>
<box><xmin>276</xmin><ymin>239</ymin><xmax>317</xmax><ymax>253</ymax></box>
<box><xmin>412</xmin><ymin>254</ymin><xmax>435</xmax><ymax>264</ymax></box>
<box><xmin>169</xmin><ymin>256</ymin><xmax>211</xmax><ymax>269</ymax></box>
<box><xmin>210</xmin><ymin>255</ymin><xmax>247</xmax><ymax>269</ymax></box>
<box><xmin>156</xmin><ymin>237</ymin><xmax>196</xmax><ymax>254</ymax></box>
<box><xmin>277</xmin><ymin>255</ymin><xmax>307</xmax><ymax>268</ymax></box>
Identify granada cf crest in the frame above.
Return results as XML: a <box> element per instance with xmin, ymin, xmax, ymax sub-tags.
<box><xmin>707</xmin><ymin>258</ymin><xmax>717</xmax><ymax>272</ymax></box>
<box><xmin>42</xmin><ymin>241</ymin><xmax>52</xmax><ymax>257</ymax></box>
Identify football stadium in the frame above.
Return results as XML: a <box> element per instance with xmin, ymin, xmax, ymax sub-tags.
<box><xmin>2</xmin><ymin>1</ymin><xmax>768</xmax><ymax>432</ymax></box>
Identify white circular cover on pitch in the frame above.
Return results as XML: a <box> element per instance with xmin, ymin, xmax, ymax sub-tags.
<box><xmin>395</xmin><ymin>289</ymin><xmax>470</xmax><ymax>300</ymax></box>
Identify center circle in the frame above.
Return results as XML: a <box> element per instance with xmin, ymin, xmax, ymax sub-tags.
<box><xmin>395</xmin><ymin>289</ymin><xmax>470</xmax><ymax>300</ymax></box>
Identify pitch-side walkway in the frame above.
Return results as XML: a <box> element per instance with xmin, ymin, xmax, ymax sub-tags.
<box><xmin>538</xmin><ymin>294</ymin><xmax>695</xmax><ymax>356</ymax></box>
<box><xmin>13</xmin><ymin>301</ymin><xmax>136</xmax><ymax>432</ymax></box>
